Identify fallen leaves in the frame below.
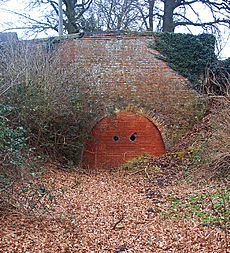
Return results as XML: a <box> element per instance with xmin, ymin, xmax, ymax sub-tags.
<box><xmin>0</xmin><ymin>167</ymin><xmax>228</xmax><ymax>252</ymax></box>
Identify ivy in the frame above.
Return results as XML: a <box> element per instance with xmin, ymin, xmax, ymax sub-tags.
<box><xmin>0</xmin><ymin>104</ymin><xmax>28</xmax><ymax>169</ymax></box>
<box><xmin>151</xmin><ymin>33</ymin><xmax>217</xmax><ymax>91</ymax></box>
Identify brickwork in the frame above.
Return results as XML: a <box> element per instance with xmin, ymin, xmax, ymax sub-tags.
<box><xmin>83</xmin><ymin>112</ymin><xmax>165</xmax><ymax>168</ymax></box>
<box><xmin>57</xmin><ymin>34</ymin><xmax>204</xmax><ymax>166</ymax></box>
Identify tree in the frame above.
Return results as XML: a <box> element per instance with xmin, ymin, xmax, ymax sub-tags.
<box><xmin>133</xmin><ymin>0</ymin><xmax>160</xmax><ymax>31</ymax></box>
<box><xmin>147</xmin><ymin>0</ymin><xmax>158</xmax><ymax>31</ymax></box>
<box><xmin>0</xmin><ymin>0</ymin><xmax>229</xmax><ymax>38</ymax></box>
<box><xmin>0</xmin><ymin>0</ymin><xmax>94</xmax><ymax>35</ymax></box>
<box><xmin>33</xmin><ymin>0</ymin><xmax>94</xmax><ymax>34</ymax></box>
<box><xmin>162</xmin><ymin>0</ymin><xmax>230</xmax><ymax>32</ymax></box>
<box><xmin>92</xmin><ymin>0</ymin><xmax>140</xmax><ymax>31</ymax></box>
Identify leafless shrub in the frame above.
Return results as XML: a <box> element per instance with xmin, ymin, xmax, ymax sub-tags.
<box><xmin>0</xmin><ymin>40</ymin><xmax>108</xmax><ymax>163</ymax></box>
<box><xmin>202</xmin><ymin>59</ymin><xmax>230</xmax><ymax>96</ymax></box>
<box><xmin>0</xmin><ymin>39</ymin><xmax>109</xmax><ymax>213</ymax></box>
<box><xmin>209</xmin><ymin>97</ymin><xmax>229</xmax><ymax>152</ymax></box>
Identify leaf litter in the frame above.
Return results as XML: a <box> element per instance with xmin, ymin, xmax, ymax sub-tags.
<box><xmin>0</xmin><ymin>163</ymin><xmax>228</xmax><ymax>253</ymax></box>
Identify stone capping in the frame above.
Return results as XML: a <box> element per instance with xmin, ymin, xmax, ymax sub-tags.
<box><xmin>23</xmin><ymin>31</ymin><xmax>156</xmax><ymax>44</ymax></box>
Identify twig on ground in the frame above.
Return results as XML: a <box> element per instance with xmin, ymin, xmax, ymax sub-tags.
<box><xmin>145</xmin><ymin>167</ymin><xmax>150</xmax><ymax>179</ymax></box>
<box><xmin>112</xmin><ymin>213</ymin><xmax>124</xmax><ymax>230</ymax></box>
<box><xmin>129</xmin><ymin>169</ymin><xmax>144</xmax><ymax>175</ymax></box>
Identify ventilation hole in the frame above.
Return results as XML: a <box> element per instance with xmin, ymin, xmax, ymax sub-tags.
<box><xmin>113</xmin><ymin>136</ymin><xmax>119</xmax><ymax>142</ymax></box>
<box><xmin>130</xmin><ymin>132</ymin><xmax>137</xmax><ymax>142</ymax></box>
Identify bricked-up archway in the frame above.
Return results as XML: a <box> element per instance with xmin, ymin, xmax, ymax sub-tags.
<box><xmin>83</xmin><ymin>112</ymin><xmax>166</xmax><ymax>168</ymax></box>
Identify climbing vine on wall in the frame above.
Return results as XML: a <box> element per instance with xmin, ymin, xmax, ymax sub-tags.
<box><xmin>151</xmin><ymin>33</ymin><xmax>216</xmax><ymax>91</ymax></box>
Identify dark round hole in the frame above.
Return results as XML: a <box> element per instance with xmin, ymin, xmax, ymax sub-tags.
<box><xmin>113</xmin><ymin>136</ymin><xmax>119</xmax><ymax>142</ymax></box>
<box><xmin>130</xmin><ymin>132</ymin><xmax>137</xmax><ymax>142</ymax></box>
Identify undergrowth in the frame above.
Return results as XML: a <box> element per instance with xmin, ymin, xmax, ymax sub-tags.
<box><xmin>0</xmin><ymin>104</ymin><xmax>28</xmax><ymax>169</ymax></box>
<box><xmin>0</xmin><ymin>41</ymin><xmax>100</xmax><ymax>164</ymax></box>
<box><xmin>162</xmin><ymin>188</ymin><xmax>230</xmax><ymax>230</ymax></box>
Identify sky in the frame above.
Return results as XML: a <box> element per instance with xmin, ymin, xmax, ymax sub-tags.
<box><xmin>0</xmin><ymin>0</ymin><xmax>229</xmax><ymax>59</ymax></box>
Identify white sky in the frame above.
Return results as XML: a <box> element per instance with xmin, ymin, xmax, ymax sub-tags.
<box><xmin>0</xmin><ymin>0</ymin><xmax>229</xmax><ymax>58</ymax></box>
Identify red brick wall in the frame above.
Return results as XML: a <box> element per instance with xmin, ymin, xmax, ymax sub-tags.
<box><xmin>58</xmin><ymin>34</ymin><xmax>204</xmax><ymax>149</ymax></box>
<box><xmin>83</xmin><ymin>111</ymin><xmax>166</xmax><ymax>168</ymax></box>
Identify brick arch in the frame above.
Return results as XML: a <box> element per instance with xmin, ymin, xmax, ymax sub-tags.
<box><xmin>83</xmin><ymin>111</ymin><xmax>166</xmax><ymax>168</ymax></box>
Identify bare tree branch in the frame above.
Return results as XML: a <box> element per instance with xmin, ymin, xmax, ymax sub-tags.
<box><xmin>175</xmin><ymin>19</ymin><xmax>230</xmax><ymax>27</ymax></box>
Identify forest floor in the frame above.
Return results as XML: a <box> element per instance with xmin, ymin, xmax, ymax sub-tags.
<box><xmin>0</xmin><ymin>162</ymin><xmax>229</xmax><ymax>253</ymax></box>
<box><xmin>0</xmin><ymin>97</ymin><xmax>229</xmax><ymax>252</ymax></box>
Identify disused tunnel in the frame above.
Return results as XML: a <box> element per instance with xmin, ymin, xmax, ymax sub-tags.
<box><xmin>83</xmin><ymin>112</ymin><xmax>166</xmax><ymax>168</ymax></box>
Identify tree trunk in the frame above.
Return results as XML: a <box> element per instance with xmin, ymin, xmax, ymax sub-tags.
<box><xmin>64</xmin><ymin>0</ymin><xmax>79</xmax><ymax>34</ymax></box>
<box><xmin>162</xmin><ymin>0</ymin><xmax>176</xmax><ymax>32</ymax></box>
<box><xmin>148</xmin><ymin>0</ymin><xmax>155</xmax><ymax>31</ymax></box>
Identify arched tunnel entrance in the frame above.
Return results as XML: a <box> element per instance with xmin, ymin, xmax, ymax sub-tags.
<box><xmin>83</xmin><ymin>112</ymin><xmax>166</xmax><ymax>168</ymax></box>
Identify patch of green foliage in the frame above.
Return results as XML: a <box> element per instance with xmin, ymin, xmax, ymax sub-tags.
<box><xmin>174</xmin><ymin>146</ymin><xmax>203</xmax><ymax>163</ymax></box>
<box><xmin>162</xmin><ymin>188</ymin><xmax>230</xmax><ymax>230</ymax></box>
<box><xmin>173</xmin><ymin>142</ymin><xmax>208</xmax><ymax>181</ymax></box>
<box><xmin>151</xmin><ymin>33</ymin><xmax>216</xmax><ymax>91</ymax></box>
<box><xmin>122</xmin><ymin>154</ymin><xmax>151</xmax><ymax>170</ymax></box>
<box><xmin>9</xmin><ymin>83</ymin><xmax>88</xmax><ymax>163</ymax></box>
<box><xmin>2</xmin><ymin>55</ymin><xmax>97</xmax><ymax>164</ymax></box>
<box><xmin>0</xmin><ymin>104</ymin><xmax>28</xmax><ymax>168</ymax></box>
<box><xmin>0</xmin><ymin>104</ymin><xmax>29</xmax><ymax>192</ymax></box>
<box><xmin>213</xmin><ymin>57</ymin><xmax>230</xmax><ymax>72</ymax></box>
